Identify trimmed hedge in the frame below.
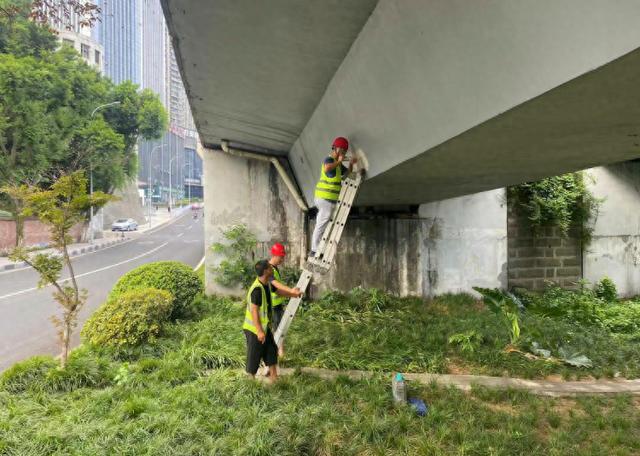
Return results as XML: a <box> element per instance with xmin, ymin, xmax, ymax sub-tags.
<box><xmin>82</xmin><ymin>288</ymin><xmax>173</xmax><ymax>348</ymax></box>
<box><xmin>109</xmin><ymin>261</ymin><xmax>203</xmax><ymax>317</ymax></box>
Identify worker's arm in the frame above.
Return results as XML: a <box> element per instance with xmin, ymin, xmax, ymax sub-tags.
<box><xmin>272</xmin><ymin>280</ymin><xmax>302</xmax><ymax>298</ymax></box>
<box><xmin>324</xmin><ymin>156</ymin><xmax>343</xmax><ymax>172</ymax></box>
<box><xmin>250</xmin><ymin>303</ymin><xmax>266</xmax><ymax>343</ymax></box>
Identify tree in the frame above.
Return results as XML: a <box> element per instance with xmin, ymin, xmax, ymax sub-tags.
<box><xmin>0</xmin><ymin>0</ymin><xmax>100</xmax><ymax>31</ymax></box>
<box><xmin>7</xmin><ymin>171</ymin><xmax>112</xmax><ymax>366</ymax></box>
<box><xmin>0</xmin><ymin>1</ymin><xmax>57</xmax><ymax>57</ymax></box>
<box><xmin>0</xmin><ymin>9</ymin><xmax>167</xmax><ymax>243</ymax></box>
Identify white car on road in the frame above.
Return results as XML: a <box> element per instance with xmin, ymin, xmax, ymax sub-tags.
<box><xmin>111</xmin><ymin>218</ymin><xmax>138</xmax><ymax>231</ymax></box>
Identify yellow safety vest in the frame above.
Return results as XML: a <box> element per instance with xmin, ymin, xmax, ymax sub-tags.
<box><xmin>314</xmin><ymin>159</ymin><xmax>342</xmax><ymax>201</ymax></box>
<box><xmin>271</xmin><ymin>266</ymin><xmax>285</xmax><ymax>307</ymax></box>
<box><xmin>242</xmin><ymin>278</ymin><xmax>269</xmax><ymax>335</ymax></box>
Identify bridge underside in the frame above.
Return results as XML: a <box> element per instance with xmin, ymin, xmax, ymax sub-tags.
<box><xmin>163</xmin><ymin>0</ymin><xmax>640</xmax><ymax>206</ymax></box>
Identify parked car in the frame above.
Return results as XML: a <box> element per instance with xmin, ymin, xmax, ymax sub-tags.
<box><xmin>111</xmin><ymin>218</ymin><xmax>138</xmax><ymax>232</ymax></box>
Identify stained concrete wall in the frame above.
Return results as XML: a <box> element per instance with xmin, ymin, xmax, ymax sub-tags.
<box><xmin>584</xmin><ymin>163</ymin><xmax>640</xmax><ymax>297</ymax></box>
<box><xmin>417</xmin><ymin>189</ymin><xmax>508</xmax><ymax>296</ymax></box>
<box><xmin>315</xmin><ymin>188</ymin><xmax>507</xmax><ymax>297</ymax></box>
<box><xmin>203</xmin><ymin>149</ymin><xmax>305</xmax><ymax>297</ymax></box>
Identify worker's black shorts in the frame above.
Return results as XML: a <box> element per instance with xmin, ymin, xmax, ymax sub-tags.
<box><xmin>244</xmin><ymin>329</ymin><xmax>277</xmax><ymax>375</ymax></box>
<box><xmin>271</xmin><ymin>305</ymin><xmax>285</xmax><ymax>332</ymax></box>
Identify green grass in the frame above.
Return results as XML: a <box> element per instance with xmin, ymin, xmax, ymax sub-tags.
<box><xmin>2</xmin><ymin>361</ymin><xmax>639</xmax><ymax>455</ymax></box>
<box><xmin>283</xmin><ymin>289</ymin><xmax>640</xmax><ymax>379</ymax></box>
<box><xmin>196</xmin><ymin>261</ymin><xmax>205</xmax><ymax>283</ymax></box>
<box><xmin>2</xmin><ymin>290</ymin><xmax>640</xmax><ymax>454</ymax></box>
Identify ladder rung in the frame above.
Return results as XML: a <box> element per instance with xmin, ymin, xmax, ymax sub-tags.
<box><xmin>275</xmin><ymin>173</ymin><xmax>362</xmax><ymax>346</ymax></box>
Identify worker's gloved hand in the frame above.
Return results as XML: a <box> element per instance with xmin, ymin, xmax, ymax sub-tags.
<box><xmin>257</xmin><ymin>330</ymin><xmax>266</xmax><ymax>344</ymax></box>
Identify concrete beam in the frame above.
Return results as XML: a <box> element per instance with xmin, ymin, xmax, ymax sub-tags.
<box><xmin>165</xmin><ymin>0</ymin><xmax>640</xmax><ymax>206</ymax></box>
<box><xmin>290</xmin><ymin>0</ymin><xmax>640</xmax><ymax>205</ymax></box>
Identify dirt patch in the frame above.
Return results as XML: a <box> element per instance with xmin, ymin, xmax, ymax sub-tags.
<box><xmin>544</xmin><ymin>374</ymin><xmax>564</xmax><ymax>382</ymax></box>
<box><xmin>447</xmin><ymin>360</ymin><xmax>473</xmax><ymax>375</ymax></box>
<box><xmin>425</xmin><ymin>301</ymin><xmax>450</xmax><ymax>315</ymax></box>
<box><xmin>551</xmin><ymin>398</ymin><xmax>586</xmax><ymax>418</ymax></box>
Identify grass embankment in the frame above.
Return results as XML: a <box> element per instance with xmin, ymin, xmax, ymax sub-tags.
<box><xmin>284</xmin><ymin>289</ymin><xmax>640</xmax><ymax>380</ymax></box>
<box><xmin>2</xmin><ymin>355</ymin><xmax>639</xmax><ymax>454</ymax></box>
<box><xmin>2</xmin><ymin>290</ymin><xmax>640</xmax><ymax>454</ymax></box>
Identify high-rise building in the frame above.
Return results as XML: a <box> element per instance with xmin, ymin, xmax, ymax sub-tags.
<box><xmin>42</xmin><ymin>1</ymin><xmax>104</xmax><ymax>72</ymax></box>
<box><xmin>93</xmin><ymin>0</ymin><xmax>141</xmax><ymax>85</ymax></box>
<box><xmin>141</xmin><ymin>0</ymin><xmax>167</xmax><ymax>106</ymax></box>
<box><xmin>93</xmin><ymin>0</ymin><xmax>201</xmax><ymax>206</ymax></box>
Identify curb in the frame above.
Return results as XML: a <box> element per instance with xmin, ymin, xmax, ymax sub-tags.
<box><xmin>272</xmin><ymin>367</ymin><xmax>640</xmax><ymax>397</ymax></box>
<box><xmin>0</xmin><ymin>237</ymin><xmax>128</xmax><ymax>272</ymax></box>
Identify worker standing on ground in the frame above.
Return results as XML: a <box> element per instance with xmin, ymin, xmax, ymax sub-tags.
<box><xmin>243</xmin><ymin>260</ymin><xmax>298</xmax><ymax>382</ymax></box>
<box><xmin>268</xmin><ymin>243</ymin><xmax>301</xmax><ymax>357</ymax></box>
<box><xmin>310</xmin><ymin>137</ymin><xmax>357</xmax><ymax>257</ymax></box>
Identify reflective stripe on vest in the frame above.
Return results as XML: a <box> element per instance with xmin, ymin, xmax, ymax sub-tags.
<box><xmin>271</xmin><ymin>266</ymin><xmax>284</xmax><ymax>307</ymax></box>
<box><xmin>314</xmin><ymin>160</ymin><xmax>342</xmax><ymax>201</ymax></box>
<box><xmin>242</xmin><ymin>278</ymin><xmax>269</xmax><ymax>334</ymax></box>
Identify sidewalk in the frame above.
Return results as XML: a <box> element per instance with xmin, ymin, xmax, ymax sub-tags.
<box><xmin>0</xmin><ymin>236</ymin><xmax>127</xmax><ymax>271</ymax></box>
<box><xmin>0</xmin><ymin>205</ymin><xmax>192</xmax><ymax>272</ymax></box>
<box><xmin>274</xmin><ymin>367</ymin><xmax>640</xmax><ymax>397</ymax></box>
<box><xmin>137</xmin><ymin>204</ymin><xmax>191</xmax><ymax>233</ymax></box>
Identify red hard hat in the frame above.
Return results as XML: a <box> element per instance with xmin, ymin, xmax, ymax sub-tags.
<box><xmin>332</xmin><ymin>136</ymin><xmax>349</xmax><ymax>150</ymax></box>
<box><xmin>271</xmin><ymin>242</ymin><xmax>286</xmax><ymax>257</ymax></box>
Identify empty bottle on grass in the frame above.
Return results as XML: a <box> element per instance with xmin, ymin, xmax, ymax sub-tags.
<box><xmin>392</xmin><ymin>372</ymin><xmax>407</xmax><ymax>404</ymax></box>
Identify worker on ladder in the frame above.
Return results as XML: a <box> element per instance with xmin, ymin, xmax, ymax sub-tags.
<box><xmin>268</xmin><ymin>243</ymin><xmax>301</xmax><ymax>357</ymax></box>
<box><xmin>310</xmin><ymin>136</ymin><xmax>357</xmax><ymax>257</ymax></box>
<box><xmin>243</xmin><ymin>260</ymin><xmax>299</xmax><ymax>382</ymax></box>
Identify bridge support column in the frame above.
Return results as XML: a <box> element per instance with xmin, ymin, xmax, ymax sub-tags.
<box><xmin>202</xmin><ymin>148</ymin><xmax>305</xmax><ymax>296</ymax></box>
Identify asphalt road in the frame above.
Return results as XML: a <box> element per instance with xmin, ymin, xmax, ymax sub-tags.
<box><xmin>0</xmin><ymin>211</ymin><xmax>204</xmax><ymax>372</ymax></box>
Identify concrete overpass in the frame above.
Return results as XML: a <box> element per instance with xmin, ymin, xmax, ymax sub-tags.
<box><xmin>161</xmin><ymin>0</ymin><xmax>640</xmax><ymax>297</ymax></box>
<box><xmin>163</xmin><ymin>0</ymin><xmax>640</xmax><ymax>206</ymax></box>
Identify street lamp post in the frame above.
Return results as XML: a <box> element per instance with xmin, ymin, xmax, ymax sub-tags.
<box><xmin>168</xmin><ymin>155</ymin><xmax>176</xmax><ymax>215</ymax></box>
<box><xmin>183</xmin><ymin>162</ymin><xmax>193</xmax><ymax>207</ymax></box>
<box><xmin>148</xmin><ymin>143</ymin><xmax>165</xmax><ymax>228</ymax></box>
<box><xmin>89</xmin><ymin>101</ymin><xmax>121</xmax><ymax>244</ymax></box>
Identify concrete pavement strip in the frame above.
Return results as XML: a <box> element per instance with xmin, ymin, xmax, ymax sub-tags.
<box><xmin>270</xmin><ymin>367</ymin><xmax>640</xmax><ymax>397</ymax></box>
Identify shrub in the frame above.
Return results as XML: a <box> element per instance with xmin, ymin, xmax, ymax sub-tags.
<box><xmin>521</xmin><ymin>284</ymin><xmax>603</xmax><ymax>327</ymax></box>
<box><xmin>448</xmin><ymin>331</ymin><xmax>483</xmax><ymax>353</ymax></box>
<box><xmin>595</xmin><ymin>277</ymin><xmax>617</xmax><ymax>302</ymax></box>
<box><xmin>599</xmin><ymin>302</ymin><xmax>640</xmax><ymax>335</ymax></box>
<box><xmin>473</xmin><ymin>287</ymin><xmax>522</xmax><ymax>345</ymax></box>
<box><xmin>110</xmin><ymin>261</ymin><xmax>203</xmax><ymax>318</ymax></box>
<box><xmin>82</xmin><ymin>288</ymin><xmax>173</xmax><ymax>348</ymax></box>
<box><xmin>508</xmin><ymin>172</ymin><xmax>601</xmax><ymax>243</ymax></box>
<box><xmin>210</xmin><ymin>224</ymin><xmax>256</xmax><ymax>288</ymax></box>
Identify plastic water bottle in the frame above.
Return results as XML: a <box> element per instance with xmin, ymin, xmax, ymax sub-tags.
<box><xmin>392</xmin><ymin>373</ymin><xmax>407</xmax><ymax>404</ymax></box>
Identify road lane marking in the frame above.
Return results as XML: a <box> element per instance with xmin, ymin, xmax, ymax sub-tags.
<box><xmin>194</xmin><ymin>256</ymin><xmax>205</xmax><ymax>271</ymax></box>
<box><xmin>177</xmin><ymin>232</ymin><xmax>184</xmax><ymax>238</ymax></box>
<box><xmin>0</xmin><ymin>211</ymin><xmax>195</xmax><ymax>276</ymax></box>
<box><xmin>0</xmin><ymin>242</ymin><xmax>169</xmax><ymax>301</ymax></box>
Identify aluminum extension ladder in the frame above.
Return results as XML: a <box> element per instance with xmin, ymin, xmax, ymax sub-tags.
<box><xmin>274</xmin><ymin>173</ymin><xmax>363</xmax><ymax>346</ymax></box>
